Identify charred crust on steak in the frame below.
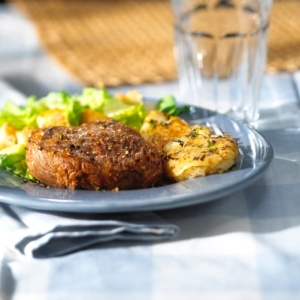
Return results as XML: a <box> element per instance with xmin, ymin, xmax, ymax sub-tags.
<box><xmin>26</xmin><ymin>120</ymin><xmax>164</xmax><ymax>190</ymax></box>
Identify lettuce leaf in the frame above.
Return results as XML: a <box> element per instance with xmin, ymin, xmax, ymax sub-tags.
<box><xmin>0</xmin><ymin>96</ymin><xmax>47</xmax><ymax>129</ymax></box>
<box><xmin>156</xmin><ymin>94</ymin><xmax>190</xmax><ymax>117</ymax></box>
<box><xmin>0</xmin><ymin>144</ymin><xmax>36</xmax><ymax>181</ymax></box>
<box><xmin>77</xmin><ymin>87</ymin><xmax>145</xmax><ymax>129</ymax></box>
<box><xmin>77</xmin><ymin>87</ymin><xmax>112</xmax><ymax>112</ymax></box>
<box><xmin>102</xmin><ymin>96</ymin><xmax>145</xmax><ymax>130</ymax></box>
<box><xmin>0</xmin><ymin>87</ymin><xmax>148</xmax><ymax>131</ymax></box>
<box><xmin>39</xmin><ymin>91</ymin><xmax>83</xmax><ymax>126</ymax></box>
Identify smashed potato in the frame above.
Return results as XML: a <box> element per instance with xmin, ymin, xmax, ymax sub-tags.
<box><xmin>140</xmin><ymin>110</ymin><xmax>238</xmax><ymax>182</ymax></box>
<box><xmin>163</xmin><ymin>132</ymin><xmax>238</xmax><ymax>182</ymax></box>
<box><xmin>140</xmin><ymin>110</ymin><xmax>195</xmax><ymax>152</ymax></box>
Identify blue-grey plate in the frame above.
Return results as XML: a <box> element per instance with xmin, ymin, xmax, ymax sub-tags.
<box><xmin>0</xmin><ymin>106</ymin><xmax>274</xmax><ymax>213</ymax></box>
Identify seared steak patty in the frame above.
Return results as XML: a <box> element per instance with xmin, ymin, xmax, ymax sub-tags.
<box><xmin>26</xmin><ymin>120</ymin><xmax>164</xmax><ymax>190</ymax></box>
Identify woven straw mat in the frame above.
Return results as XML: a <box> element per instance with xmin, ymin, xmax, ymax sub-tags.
<box><xmin>10</xmin><ymin>0</ymin><xmax>300</xmax><ymax>87</ymax></box>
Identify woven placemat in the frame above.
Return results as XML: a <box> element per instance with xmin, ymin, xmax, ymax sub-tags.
<box><xmin>267</xmin><ymin>0</ymin><xmax>300</xmax><ymax>73</ymax></box>
<box><xmin>10</xmin><ymin>0</ymin><xmax>300</xmax><ymax>86</ymax></box>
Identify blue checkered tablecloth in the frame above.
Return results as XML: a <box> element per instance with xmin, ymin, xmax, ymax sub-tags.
<box><xmin>1</xmin><ymin>3</ymin><xmax>300</xmax><ymax>300</ymax></box>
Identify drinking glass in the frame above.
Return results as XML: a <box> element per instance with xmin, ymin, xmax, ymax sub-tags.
<box><xmin>171</xmin><ymin>0</ymin><xmax>273</xmax><ymax>123</ymax></box>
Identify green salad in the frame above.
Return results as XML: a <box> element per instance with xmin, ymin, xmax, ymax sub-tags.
<box><xmin>0</xmin><ymin>87</ymin><xmax>187</xmax><ymax>181</ymax></box>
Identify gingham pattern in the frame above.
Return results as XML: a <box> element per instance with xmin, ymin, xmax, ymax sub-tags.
<box><xmin>0</xmin><ymin>73</ymin><xmax>299</xmax><ymax>299</ymax></box>
<box><xmin>1</xmin><ymin>4</ymin><xmax>300</xmax><ymax>300</ymax></box>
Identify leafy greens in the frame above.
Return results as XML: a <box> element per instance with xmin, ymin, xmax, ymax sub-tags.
<box><xmin>0</xmin><ymin>87</ymin><xmax>185</xmax><ymax>181</ymax></box>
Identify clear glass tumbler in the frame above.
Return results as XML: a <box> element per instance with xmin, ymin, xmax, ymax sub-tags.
<box><xmin>171</xmin><ymin>0</ymin><xmax>273</xmax><ymax>123</ymax></box>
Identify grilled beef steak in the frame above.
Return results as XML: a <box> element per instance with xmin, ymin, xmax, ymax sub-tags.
<box><xmin>26</xmin><ymin>120</ymin><xmax>164</xmax><ymax>190</ymax></box>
